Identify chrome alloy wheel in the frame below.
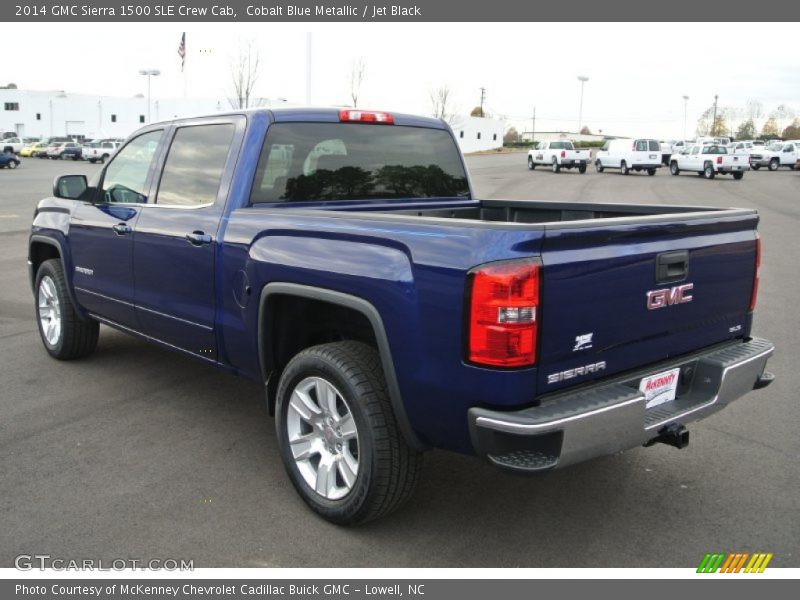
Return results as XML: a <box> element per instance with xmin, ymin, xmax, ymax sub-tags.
<box><xmin>286</xmin><ymin>376</ymin><xmax>359</xmax><ymax>500</ymax></box>
<box><xmin>38</xmin><ymin>276</ymin><xmax>62</xmax><ymax>346</ymax></box>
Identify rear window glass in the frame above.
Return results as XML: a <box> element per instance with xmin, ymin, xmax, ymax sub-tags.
<box><xmin>549</xmin><ymin>141</ymin><xmax>573</xmax><ymax>150</ymax></box>
<box><xmin>702</xmin><ymin>145</ymin><xmax>728</xmax><ymax>154</ymax></box>
<box><xmin>648</xmin><ymin>140</ymin><xmax>660</xmax><ymax>151</ymax></box>
<box><xmin>250</xmin><ymin>123</ymin><xmax>470</xmax><ymax>203</ymax></box>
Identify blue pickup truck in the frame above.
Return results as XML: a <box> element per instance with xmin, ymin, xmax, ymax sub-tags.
<box><xmin>29</xmin><ymin>108</ymin><xmax>774</xmax><ymax>524</ymax></box>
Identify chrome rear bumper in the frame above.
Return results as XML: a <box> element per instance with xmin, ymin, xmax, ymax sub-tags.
<box><xmin>468</xmin><ymin>338</ymin><xmax>775</xmax><ymax>472</ymax></box>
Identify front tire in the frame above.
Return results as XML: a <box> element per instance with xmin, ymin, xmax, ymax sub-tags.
<box><xmin>670</xmin><ymin>161</ymin><xmax>680</xmax><ymax>175</ymax></box>
<box><xmin>595</xmin><ymin>160</ymin><xmax>604</xmax><ymax>173</ymax></box>
<box><xmin>35</xmin><ymin>259</ymin><xmax>99</xmax><ymax>360</ymax></box>
<box><xmin>528</xmin><ymin>156</ymin><xmax>535</xmax><ymax>170</ymax></box>
<box><xmin>275</xmin><ymin>341</ymin><xmax>423</xmax><ymax>525</ymax></box>
<box><xmin>620</xmin><ymin>160</ymin><xmax>630</xmax><ymax>175</ymax></box>
<box><xmin>8</xmin><ymin>160</ymin><xmax>18</xmax><ymax>169</ymax></box>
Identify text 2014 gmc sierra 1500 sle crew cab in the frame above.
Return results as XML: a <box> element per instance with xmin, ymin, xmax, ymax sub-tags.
<box><xmin>29</xmin><ymin>108</ymin><xmax>775</xmax><ymax>524</ymax></box>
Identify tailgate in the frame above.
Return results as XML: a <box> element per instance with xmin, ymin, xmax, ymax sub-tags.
<box><xmin>537</xmin><ymin>211</ymin><xmax>759</xmax><ymax>392</ymax></box>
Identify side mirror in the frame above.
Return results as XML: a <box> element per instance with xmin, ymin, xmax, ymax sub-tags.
<box><xmin>53</xmin><ymin>174</ymin><xmax>88</xmax><ymax>200</ymax></box>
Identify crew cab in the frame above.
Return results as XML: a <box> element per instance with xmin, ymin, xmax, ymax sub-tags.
<box><xmin>594</xmin><ymin>138</ymin><xmax>663</xmax><ymax>175</ymax></box>
<box><xmin>669</xmin><ymin>143</ymin><xmax>750</xmax><ymax>179</ymax></box>
<box><xmin>749</xmin><ymin>141</ymin><xmax>799</xmax><ymax>170</ymax></box>
<box><xmin>29</xmin><ymin>108</ymin><xmax>774</xmax><ymax>524</ymax></box>
<box><xmin>527</xmin><ymin>140</ymin><xmax>591</xmax><ymax>173</ymax></box>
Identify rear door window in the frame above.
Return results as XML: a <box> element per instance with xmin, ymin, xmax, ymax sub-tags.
<box><xmin>251</xmin><ymin>123</ymin><xmax>469</xmax><ymax>203</ymax></box>
<box><xmin>635</xmin><ymin>140</ymin><xmax>648</xmax><ymax>151</ymax></box>
<box><xmin>648</xmin><ymin>140</ymin><xmax>660</xmax><ymax>151</ymax></box>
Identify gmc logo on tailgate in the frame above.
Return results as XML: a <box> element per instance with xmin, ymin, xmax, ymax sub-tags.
<box><xmin>647</xmin><ymin>283</ymin><xmax>694</xmax><ymax>310</ymax></box>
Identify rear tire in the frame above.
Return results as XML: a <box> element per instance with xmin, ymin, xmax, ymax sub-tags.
<box><xmin>647</xmin><ymin>168</ymin><xmax>656</xmax><ymax>176</ymax></box>
<box><xmin>578</xmin><ymin>164</ymin><xmax>587</xmax><ymax>174</ymax></box>
<box><xmin>620</xmin><ymin>160</ymin><xmax>629</xmax><ymax>175</ymax></box>
<box><xmin>768</xmin><ymin>158</ymin><xmax>779</xmax><ymax>171</ymax></box>
<box><xmin>35</xmin><ymin>259</ymin><xmax>99</xmax><ymax>360</ymax></box>
<box><xmin>733</xmin><ymin>171</ymin><xmax>744</xmax><ymax>180</ymax></box>
<box><xmin>703</xmin><ymin>162</ymin><xmax>716</xmax><ymax>179</ymax></box>
<box><xmin>551</xmin><ymin>157</ymin><xmax>560</xmax><ymax>173</ymax></box>
<box><xmin>100</xmin><ymin>153</ymin><xmax>109</xmax><ymax>164</ymax></box>
<box><xmin>275</xmin><ymin>341</ymin><xmax>423</xmax><ymax>525</ymax></box>
<box><xmin>595</xmin><ymin>160</ymin><xmax>604</xmax><ymax>173</ymax></box>
<box><xmin>670</xmin><ymin>161</ymin><xmax>680</xmax><ymax>175</ymax></box>
<box><xmin>528</xmin><ymin>156</ymin><xmax>535</xmax><ymax>170</ymax></box>
<box><xmin>752</xmin><ymin>164</ymin><xmax>760</xmax><ymax>170</ymax></box>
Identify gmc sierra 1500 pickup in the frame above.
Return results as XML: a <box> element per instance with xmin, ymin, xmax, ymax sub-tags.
<box><xmin>29</xmin><ymin>108</ymin><xmax>775</xmax><ymax>525</ymax></box>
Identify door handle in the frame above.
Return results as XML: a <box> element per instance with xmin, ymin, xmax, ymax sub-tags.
<box><xmin>185</xmin><ymin>230</ymin><xmax>213</xmax><ymax>246</ymax></box>
<box><xmin>655</xmin><ymin>250</ymin><xmax>689</xmax><ymax>284</ymax></box>
<box><xmin>112</xmin><ymin>223</ymin><xmax>132</xmax><ymax>235</ymax></box>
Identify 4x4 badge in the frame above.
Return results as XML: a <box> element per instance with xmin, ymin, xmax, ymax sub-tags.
<box><xmin>573</xmin><ymin>333</ymin><xmax>593</xmax><ymax>351</ymax></box>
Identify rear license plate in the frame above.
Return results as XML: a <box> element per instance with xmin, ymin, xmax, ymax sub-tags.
<box><xmin>640</xmin><ymin>367</ymin><xmax>681</xmax><ymax>409</ymax></box>
<box><xmin>649</xmin><ymin>154</ymin><xmax>657</xmax><ymax>159</ymax></box>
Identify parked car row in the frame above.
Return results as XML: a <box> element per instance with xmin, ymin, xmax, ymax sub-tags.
<box><xmin>19</xmin><ymin>138</ymin><xmax>122</xmax><ymax>162</ymax></box>
<box><xmin>528</xmin><ymin>136</ymin><xmax>798</xmax><ymax>181</ymax></box>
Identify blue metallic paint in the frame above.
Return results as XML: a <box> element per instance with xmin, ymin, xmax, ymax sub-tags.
<box><xmin>29</xmin><ymin>108</ymin><xmax>763</xmax><ymax>455</ymax></box>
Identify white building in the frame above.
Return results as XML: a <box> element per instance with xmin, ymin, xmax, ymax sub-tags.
<box><xmin>450</xmin><ymin>116</ymin><xmax>505</xmax><ymax>153</ymax></box>
<box><xmin>520</xmin><ymin>130</ymin><xmax>612</xmax><ymax>144</ymax></box>
<box><xmin>0</xmin><ymin>88</ymin><xmax>288</xmax><ymax>140</ymax></box>
<box><xmin>2</xmin><ymin>87</ymin><xmax>507</xmax><ymax>153</ymax></box>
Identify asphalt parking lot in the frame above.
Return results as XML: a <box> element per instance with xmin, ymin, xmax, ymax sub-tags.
<box><xmin>1</xmin><ymin>155</ymin><xmax>798</xmax><ymax>567</ymax></box>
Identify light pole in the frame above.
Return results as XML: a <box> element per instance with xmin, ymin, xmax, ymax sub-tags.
<box><xmin>682</xmin><ymin>95</ymin><xmax>689</xmax><ymax>140</ymax></box>
<box><xmin>138</xmin><ymin>69</ymin><xmax>161</xmax><ymax>123</ymax></box>
<box><xmin>577</xmin><ymin>76</ymin><xmax>589</xmax><ymax>134</ymax></box>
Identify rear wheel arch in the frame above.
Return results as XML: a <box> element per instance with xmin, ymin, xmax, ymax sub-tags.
<box><xmin>257</xmin><ymin>282</ymin><xmax>427</xmax><ymax>451</ymax></box>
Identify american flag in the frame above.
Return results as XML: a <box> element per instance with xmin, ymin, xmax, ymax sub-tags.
<box><xmin>177</xmin><ymin>32</ymin><xmax>186</xmax><ymax>72</ymax></box>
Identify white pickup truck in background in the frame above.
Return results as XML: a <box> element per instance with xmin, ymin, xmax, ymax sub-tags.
<box><xmin>669</xmin><ymin>143</ymin><xmax>750</xmax><ymax>179</ymax></box>
<box><xmin>749</xmin><ymin>141</ymin><xmax>799</xmax><ymax>170</ymax></box>
<box><xmin>527</xmin><ymin>140</ymin><xmax>591</xmax><ymax>173</ymax></box>
<box><xmin>1</xmin><ymin>137</ymin><xmax>25</xmax><ymax>154</ymax></box>
<box><xmin>81</xmin><ymin>140</ymin><xmax>121</xmax><ymax>164</ymax></box>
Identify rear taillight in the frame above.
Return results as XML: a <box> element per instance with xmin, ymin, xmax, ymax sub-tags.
<box><xmin>716</xmin><ymin>156</ymin><xmax>723</xmax><ymax>165</ymax></box>
<box><xmin>749</xmin><ymin>233</ymin><xmax>760</xmax><ymax>312</ymax></box>
<box><xmin>560</xmin><ymin>150</ymin><xmax>566</xmax><ymax>158</ymax></box>
<box><xmin>467</xmin><ymin>259</ymin><xmax>540</xmax><ymax>368</ymax></box>
<box><xmin>339</xmin><ymin>110</ymin><xmax>394</xmax><ymax>124</ymax></box>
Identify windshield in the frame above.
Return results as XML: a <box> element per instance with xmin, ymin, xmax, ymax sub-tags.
<box><xmin>251</xmin><ymin>123</ymin><xmax>470</xmax><ymax>203</ymax></box>
<box><xmin>766</xmin><ymin>142</ymin><xmax>783</xmax><ymax>151</ymax></box>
